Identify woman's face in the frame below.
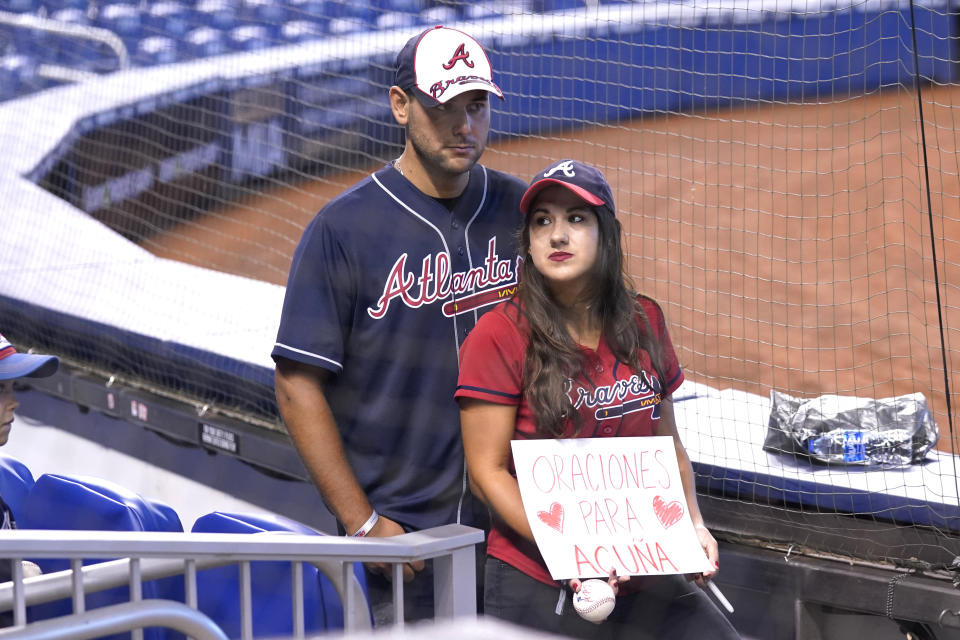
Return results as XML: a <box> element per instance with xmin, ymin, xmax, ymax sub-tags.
<box><xmin>527</xmin><ymin>185</ymin><xmax>600</xmax><ymax>300</ymax></box>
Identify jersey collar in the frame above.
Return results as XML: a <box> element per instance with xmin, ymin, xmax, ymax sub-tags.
<box><xmin>375</xmin><ymin>162</ymin><xmax>488</xmax><ymax>227</ymax></box>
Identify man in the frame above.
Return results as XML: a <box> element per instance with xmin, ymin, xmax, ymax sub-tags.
<box><xmin>272</xmin><ymin>26</ymin><xmax>526</xmax><ymax>624</ymax></box>
<box><xmin>0</xmin><ymin>332</ymin><xmax>59</xmax><ymax>627</ymax></box>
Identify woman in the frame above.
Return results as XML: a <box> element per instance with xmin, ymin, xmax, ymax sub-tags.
<box><xmin>455</xmin><ymin>160</ymin><xmax>740</xmax><ymax>639</ymax></box>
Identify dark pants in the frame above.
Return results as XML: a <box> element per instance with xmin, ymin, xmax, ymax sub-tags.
<box><xmin>484</xmin><ymin>558</ymin><xmax>741</xmax><ymax>640</ymax></box>
<box><xmin>362</xmin><ymin>540</ymin><xmax>488</xmax><ymax>626</ymax></box>
<box><xmin>363</xmin><ymin>561</ymin><xmax>436</xmax><ymax>626</ymax></box>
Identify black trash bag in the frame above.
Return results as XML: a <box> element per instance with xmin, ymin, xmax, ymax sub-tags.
<box><xmin>763</xmin><ymin>391</ymin><xmax>938</xmax><ymax>466</ymax></box>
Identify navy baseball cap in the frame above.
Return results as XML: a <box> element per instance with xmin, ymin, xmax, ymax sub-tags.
<box><xmin>395</xmin><ymin>25</ymin><xmax>503</xmax><ymax>107</ymax></box>
<box><xmin>519</xmin><ymin>160</ymin><xmax>616</xmax><ymax>216</ymax></box>
<box><xmin>0</xmin><ymin>334</ymin><xmax>59</xmax><ymax>381</ymax></box>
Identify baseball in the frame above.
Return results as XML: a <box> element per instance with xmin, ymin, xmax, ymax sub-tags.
<box><xmin>572</xmin><ymin>578</ymin><xmax>616</xmax><ymax>624</ymax></box>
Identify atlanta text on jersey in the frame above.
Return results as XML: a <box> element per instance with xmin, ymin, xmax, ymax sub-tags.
<box><xmin>367</xmin><ymin>237</ymin><xmax>518</xmax><ymax>319</ymax></box>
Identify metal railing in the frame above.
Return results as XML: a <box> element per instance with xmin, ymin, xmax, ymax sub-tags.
<box><xmin>0</xmin><ymin>601</ymin><xmax>229</xmax><ymax>640</ymax></box>
<box><xmin>0</xmin><ymin>524</ymin><xmax>484</xmax><ymax>638</ymax></box>
<box><xmin>0</xmin><ymin>9</ymin><xmax>129</xmax><ymax>78</ymax></box>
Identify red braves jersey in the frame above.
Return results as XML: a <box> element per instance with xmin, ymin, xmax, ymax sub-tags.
<box><xmin>455</xmin><ymin>296</ymin><xmax>683</xmax><ymax>586</ymax></box>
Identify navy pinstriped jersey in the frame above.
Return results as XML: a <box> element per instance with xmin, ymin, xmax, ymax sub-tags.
<box><xmin>272</xmin><ymin>161</ymin><xmax>526</xmax><ymax>531</ymax></box>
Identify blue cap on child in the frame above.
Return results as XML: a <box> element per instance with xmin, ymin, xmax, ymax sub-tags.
<box><xmin>0</xmin><ymin>334</ymin><xmax>59</xmax><ymax>380</ymax></box>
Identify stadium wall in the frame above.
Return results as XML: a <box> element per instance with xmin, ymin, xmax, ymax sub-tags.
<box><xmin>22</xmin><ymin>2</ymin><xmax>960</xmax><ymax>242</ymax></box>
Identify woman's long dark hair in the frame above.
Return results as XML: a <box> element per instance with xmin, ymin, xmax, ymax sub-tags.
<box><xmin>517</xmin><ymin>204</ymin><xmax>666</xmax><ymax>437</ymax></box>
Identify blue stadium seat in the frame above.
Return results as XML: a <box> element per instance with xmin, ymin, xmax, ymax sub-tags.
<box><xmin>7</xmin><ymin>11</ymin><xmax>58</xmax><ymax>63</ymax></box>
<box><xmin>49</xmin><ymin>7</ymin><xmax>89</xmax><ymax>26</ymax></box>
<box><xmin>0</xmin><ymin>0</ymin><xmax>39</xmax><ymax>13</ymax></box>
<box><xmin>94</xmin><ymin>2</ymin><xmax>144</xmax><ymax>52</ymax></box>
<box><xmin>191</xmin><ymin>511</ymin><xmax>370</xmax><ymax>634</ymax></box>
<box><xmin>239</xmin><ymin>0</ymin><xmax>286</xmax><ymax>33</ymax></box>
<box><xmin>19</xmin><ymin>474</ymin><xmax>185</xmax><ymax>640</ymax></box>
<box><xmin>226</xmin><ymin>24</ymin><xmax>271</xmax><ymax>51</ymax></box>
<box><xmin>0</xmin><ymin>453</ymin><xmax>34</xmax><ymax>524</ymax></box>
<box><xmin>193</xmin><ymin>0</ymin><xmax>237</xmax><ymax>32</ymax></box>
<box><xmin>47</xmin><ymin>8</ymin><xmax>110</xmax><ymax>70</ymax></box>
<box><xmin>324</xmin><ymin>0</ymin><xmax>374</xmax><ymax>33</ymax></box>
<box><xmin>0</xmin><ymin>52</ymin><xmax>39</xmax><ymax>102</ymax></box>
<box><xmin>21</xmin><ymin>472</ymin><xmax>182</xmax><ymax>534</ymax></box>
<box><xmin>536</xmin><ymin>0</ymin><xmax>586</xmax><ymax>10</ymax></box>
<box><xmin>418</xmin><ymin>4</ymin><xmax>458</xmax><ymax>25</ymax></box>
<box><xmin>193</xmin><ymin>511</ymin><xmax>319</xmax><ymax>536</ymax></box>
<box><xmin>144</xmin><ymin>1</ymin><xmax>194</xmax><ymax>40</ymax></box>
<box><xmin>280</xmin><ymin>19</ymin><xmax>325</xmax><ymax>44</ymax></box>
<box><xmin>375</xmin><ymin>10</ymin><xmax>418</xmax><ymax>31</ymax></box>
<box><xmin>373</xmin><ymin>0</ymin><xmax>420</xmax><ymax>13</ymax></box>
<box><xmin>44</xmin><ymin>0</ymin><xmax>87</xmax><ymax>11</ymax></box>
<box><xmin>95</xmin><ymin>3</ymin><xmax>143</xmax><ymax>36</ymax></box>
<box><xmin>326</xmin><ymin>16</ymin><xmax>366</xmax><ymax>35</ymax></box>
<box><xmin>283</xmin><ymin>0</ymin><xmax>326</xmax><ymax>24</ymax></box>
<box><xmin>183</xmin><ymin>26</ymin><xmax>228</xmax><ymax>58</ymax></box>
<box><xmin>0</xmin><ymin>23</ymin><xmax>15</xmax><ymax>48</ymax></box>
<box><xmin>135</xmin><ymin>36</ymin><xmax>179</xmax><ymax>66</ymax></box>
<box><xmin>463</xmin><ymin>1</ymin><xmax>505</xmax><ymax>20</ymax></box>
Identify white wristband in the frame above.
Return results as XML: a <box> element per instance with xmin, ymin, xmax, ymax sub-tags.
<box><xmin>351</xmin><ymin>510</ymin><xmax>379</xmax><ymax>537</ymax></box>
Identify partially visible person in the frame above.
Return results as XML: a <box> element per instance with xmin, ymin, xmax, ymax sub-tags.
<box><xmin>0</xmin><ymin>333</ymin><xmax>59</xmax><ymax>626</ymax></box>
<box><xmin>272</xmin><ymin>26</ymin><xmax>526</xmax><ymax>624</ymax></box>
<box><xmin>455</xmin><ymin>160</ymin><xmax>741</xmax><ymax>639</ymax></box>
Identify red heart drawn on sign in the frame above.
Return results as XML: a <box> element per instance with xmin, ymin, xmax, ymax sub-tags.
<box><xmin>653</xmin><ymin>495</ymin><xmax>684</xmax><ymax>529</ymax></box>
<box><xmin>537</xmin><ymin>502</ymin><xmax>564</xmax><ymax>533</ymax></box>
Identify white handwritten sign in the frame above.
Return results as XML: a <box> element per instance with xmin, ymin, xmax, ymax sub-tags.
<box><xmin>511</xmin><ymin>436</ymin><xmax>713</xmax><ymax>580</ymax></box>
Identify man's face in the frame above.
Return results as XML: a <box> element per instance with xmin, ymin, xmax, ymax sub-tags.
<box><xmin>405</xmin><ymin>89</ymin><xmax>491</xmax><ymax>179</ymax></box>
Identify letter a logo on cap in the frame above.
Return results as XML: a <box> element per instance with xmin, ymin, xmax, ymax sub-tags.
<box><xmin>400</xmin><ymin>26</ymin><xmax>503</xmax><ymax>106</ymax></box>
<box><xmin>443</xmin><ymin>43</ymin><xmax>475</xmax><ymax>70</ymax></box>
<box><xmin>543</xmin><ymin>160</ymin><xmax>576</xmax><ymax>178</ymax></box>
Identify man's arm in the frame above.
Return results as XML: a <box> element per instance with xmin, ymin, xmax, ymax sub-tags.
<box><xmin>274</xmin><ymin>358</ymin><xmax>422</xmax><ymax>580</ymax></box>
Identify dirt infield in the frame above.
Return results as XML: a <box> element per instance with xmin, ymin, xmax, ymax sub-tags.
<box><xmin>149</xmin><ymin>85</ymin><xmax>960</xmax><ymax>452</ymax></box>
